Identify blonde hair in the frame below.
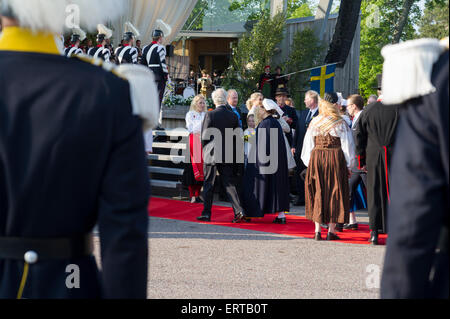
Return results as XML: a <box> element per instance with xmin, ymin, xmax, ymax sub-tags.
<box><xmin>190</xmin><ymin>95</ymin><xmax>206</xmax><ymax>112</ymax></box>
<box><xmin>314</xmin><ymin>98</ymin><xmax>344</xmax><ymax>133</ymax></box>
<box><xmin>246</xmin><ymin>92</ymin><xmax>264</xmax><ymax>111</ymax></box>
<box><xmin>286</xmin><ymin>98</ymin><xmax>294</xmax><ymax>107</ymax></box>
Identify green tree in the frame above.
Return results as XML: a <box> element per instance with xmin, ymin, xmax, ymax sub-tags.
<box><xmin>289</xmin><ymin>3</ymin><xmax>313</xmax><ymax>19</ymax></box>
<box><xmin>418</xmin><ymin>0</ymin><xmax>449</xmax><ymax>39</ymax></box>
<box><xmin>222</xmin><ymin>12</ymin><xmax>286</xmax><ymax>103</ymax></box>
<box><xmin>284</xmin><ymin>28</ymin><xmax>325</xmax><ymax>109</ymax></box>
<box><xmin>359</xmin><ymin>0</ymin><xmax>422</xmax><ymax>99</ymax></box>
<box><xmin>182</xmin><ymin>0</ymin><xmax>210</xmax><ymax>30</ymax></box>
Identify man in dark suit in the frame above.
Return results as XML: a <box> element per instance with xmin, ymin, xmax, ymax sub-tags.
<box><xmin>345</xmin><ymin>94</ymin><xmax>367</xmax><ymax>230</ymax></box>
<box><xmin>381</xmin><ymin>40</ymin><xmax>448</xmax><ymax>299</ymax></box>
<box><xmin>275</xmin><ymin>88</ymin><xmax>298</xmax><ymax>147</ymax></box>
<box><xmin>199</xmin><ymin>88</ymin><xmax>245</xmax><ymax>223</ymax></box>
<box><xmin>0</xmin><ymin>3</ymin><xmax>152</xmax><ymax>299</ymax></box>
<box><xmin>291</xmin><ymin>90</ymin><xmax>320</xmax><ymax>206</ymax></box>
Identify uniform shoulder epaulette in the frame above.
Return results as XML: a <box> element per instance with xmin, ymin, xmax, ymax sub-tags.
<box><xmin>72</xmin><ymin>54</ymin><xmax>124</xmax><ymax>79</ymax></box>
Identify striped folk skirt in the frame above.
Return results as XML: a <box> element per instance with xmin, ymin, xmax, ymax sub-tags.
<box><xmin>305</xmin><ymin>134</ymin><xmax>350</xmax><ymax>224</ymax></box>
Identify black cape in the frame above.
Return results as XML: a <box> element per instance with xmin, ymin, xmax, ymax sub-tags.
<box><xmin>242</xmin><ymin>117</ymin><xmax>290</xmax><ymax>217</ymax></box>
<box><xmin>355</xmin><ymin>101</ymin><xmax>400</xmax><ymax>233</ymax></box>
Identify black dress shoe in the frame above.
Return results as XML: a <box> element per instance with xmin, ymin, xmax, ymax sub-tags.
<box><xmin>369</xmin><ymin>231</ymin><xmax>379</xmax><ymax>245</ymax></box>
<box><xmin>197</xmin><ymin>215</ymin><xmax>211</xmax><ymax>222</ymax></box>
<box><xmin>232</xmin><ymin>212</ymin><xmax>246</xmax><ymax>223</ymax></box>
<box><xmin>335</xmin><ymin>224</ymin><xmax>344</xmax><ymax>232</ymax></box>
<box><xmin>326</xmin><ymin>233</ymin><xmax>340</xmax><ymax>241</ymax></box>
<box><xmin>273</xmin><ymin>217</ymin><xmax>287</xmax><ymax>224</ymax></box>
<box><xmin>344</xmin><ymin>223</ymin><xmax>358</xmax><ymax>230</ymax></box>
<box><xmin>195</xmin><ymin>198</ymin><xmax>203</xmax><ymax>204</ymax></box>
<box><xmin>314</xmin><ymin>232</ymin><xmax>322</xmax><ymax>241</ymax></box>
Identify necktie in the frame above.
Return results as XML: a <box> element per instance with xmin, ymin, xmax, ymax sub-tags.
<box><xmin>306</xmin><ymin>110</ymin><xmax>312</xmax><ymax>124</ymax></box>
<box><xmin>232</xmin><ymin>108</ymin><xmax>242</xmax><ymax>128</ymax></box>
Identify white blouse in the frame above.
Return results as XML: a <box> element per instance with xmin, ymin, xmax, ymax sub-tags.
<box><xmin>301</xmin><ymin>115</ymin><xmax>356</xmax><ymax>169</ymax></box>
<box><xmin>185</xmin><ymin>111</ymin><xmax>206</xmax><ymax>134</ymax></box>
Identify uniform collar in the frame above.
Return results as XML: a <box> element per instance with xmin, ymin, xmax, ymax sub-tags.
<box><xmin>0</xmin><ymin>26</ymin><xmax>61</xmax><ymax>55</ymax></box>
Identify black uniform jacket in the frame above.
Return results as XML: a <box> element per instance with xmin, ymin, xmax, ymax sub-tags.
<box><xmin>381</xmin><ymin>50</ymin><xmax>449</xmax><ymax>299</ymax></box>
<box><xmin>0</xmin><ymin>27</ymin><xmax>150</xmax><ymax>299</ymax></box>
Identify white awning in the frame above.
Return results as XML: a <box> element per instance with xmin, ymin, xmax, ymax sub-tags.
<box><xmin>112</xmin><ymin>0</ymin><xmax>198</xmax><ymax>45</ymax></box>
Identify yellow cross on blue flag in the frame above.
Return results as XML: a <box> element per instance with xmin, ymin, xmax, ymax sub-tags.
<box><xmin>310</xmin><ymin>64</ymin><xmax>336</xmax><ymax>97</ymax></box>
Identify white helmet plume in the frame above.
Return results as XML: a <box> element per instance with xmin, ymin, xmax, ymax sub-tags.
<box><xmin>72</xmin><ymin>27</ymin><xmax>87</xmax><ymax>41</ymax></box>
<box><xmin>97</xmin><ymin>24</ymin><xmax>113</xmax><ymax>39</ymax></box>
<box><xmin>155</xmin><ymin>19</ymin><xmax>172</xmax><ymax>38</ymax></box>
<box><xmin>125</xmin><ymin>21</ymin><xmax>140</xmax><ymax>38</ymax></box>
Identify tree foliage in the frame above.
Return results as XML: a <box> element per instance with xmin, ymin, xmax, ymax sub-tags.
<box><xmin>284</xmin><ymin>28</ymin><xmax>325</xmax><ymax>109</ymax></box>
<box><xmin>418</xmin><ymin>0</ymin><xmax>449</xmax><ymax>39</ymax></box>
<box><xmin>359</xmin><ymin>0</ymin><xmax>422</xmax><ymax>99</ymax></box>
<box><xmin>222</xmin><ymin>12</ymin><xmax>286</xmax><ymax>103</ymax></box>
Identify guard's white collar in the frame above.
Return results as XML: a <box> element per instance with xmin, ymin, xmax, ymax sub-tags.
<box><xmin>381</xmin><ymin>38</ymin><xmax>447</xmax><ymax>105</ymax></box>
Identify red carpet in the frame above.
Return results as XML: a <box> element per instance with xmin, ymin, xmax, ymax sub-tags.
<box><xmin>148</xmin><ymin>197</ymin><xmax>387</xmax><ymax>245</ymax></box>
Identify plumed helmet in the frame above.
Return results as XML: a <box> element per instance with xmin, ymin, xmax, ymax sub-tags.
<box><xmin>97</xmin><ymin>24</ymin><xmax>112</xmax><ymax>43</ymax></box>
<box><xmin>71</xmin><ymin>27</ymin><xmax>86</xmax><ymax>43</ymax></box>
<box><xmin>70</xmin><ymin>34</ymin><xmax>81</xmax><ymax>43</ymax></box>
<box><xmin>153</xmin><ymin>19</ymin><xmax>172</xmax><ymax>39</ymax></box>
<box><xmin>123</xmin><ymin>31</ymin><xmax>134</xmax><ymax>41</ymax></box>
<box><xmin>152</xmin><ymin>29</ymin><xmax>164</xmax><ymax>38</ymax></box>
<box><xmin>123</xmin><ymin>21</ymin><xmax>140</xmax><ymax>41</ymax></box>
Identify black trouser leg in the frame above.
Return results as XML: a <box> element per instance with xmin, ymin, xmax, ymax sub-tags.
<box><xmin>295</xmin><ymin>157</ymin><xmax>306</xmax><ymax>203</ymax></box>
<box><xmin>218</xmin><ymin>165</ymin><xmax>244</xmax><ymax>216</ymax></box>
<box><xmin>349</xmin><ymin>173</ymin><xmax>362</xmax><ymax>205</ymax></box>
<box><xmin>156</xmin><ymin>80</ymin><xmax>166</xmax><ymax>108</ymax></box>
<box><xmin>202</xmin><ymin>165</ymin><xmax>218</xmax><ymax>217</ymax></box>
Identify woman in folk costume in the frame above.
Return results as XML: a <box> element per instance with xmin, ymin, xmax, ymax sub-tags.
<box><xmin>182</xmin><ymin>95</ymin><xmax>206</xmax><ymax>204</ymax></box>
<box><xmin>301</xmin><ymin>98</ymin><xmax>356</xmax><ymax>241</ymax></box>
<box><xmin>242</xmin><ymin>99</ymin><xmax>291</xmax><ymax>224</ymax></box>
<box><xmin>247</xmin><ymin>93</ymin><xmax>296</xmax><ymax>171</ymax></box>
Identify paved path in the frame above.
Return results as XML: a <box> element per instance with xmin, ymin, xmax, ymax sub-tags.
<box><xmin>94</xmin><ymin>197</ymin><xmax>385</xmax><ymax>299</ymax></box>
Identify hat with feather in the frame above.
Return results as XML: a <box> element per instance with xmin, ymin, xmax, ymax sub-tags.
<box><xmin>152</xmin><ymin>19</ymin><xmax>172</xmax><ymax>39</ymax></box>
<box><xmin>70</xmin><ymin>27</ymin><xmax>86</xmax><ymax>43</ymax></box>
<box><xmin>123</xmin><ymin>21</ymin><xmax>140</xmax><ymax>41</ymax></box>
<box><xmin>97</xmin><ymin>24</ymin><xmax>113</xmax><ymax>43</ymax></box>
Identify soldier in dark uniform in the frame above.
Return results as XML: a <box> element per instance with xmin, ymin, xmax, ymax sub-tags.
<box><xmin>380</xmin><ymin>38</ymin><xmax>449</xmax><ymax>299</ymax></box>
<box><xmin>64</xmin><ymin>28</ymin><xmax>85</xmax><ymax>58</ymax></box>
<box><xmin>142</xmin><ymin>20</ymin><xmax>171</xmax><ymax>108</ymax></box>
<box><xmin>88</xmin><ymin>24</ymin><xmax>112</xmax><ymax>62</ymax></box>
<box><xmin>0</xmin><ymin>1</ymin><xmax>156</xmax><ymax>299</ymax></box>
<box><xmin>115</xmin><ymin>22</ymin><xmax>139</xmax><ymax>65</ymax></box>
<box><xmin>355</xmin><ymin>98</ymin><xmax>400</xmax><ymax>245</ymax></box>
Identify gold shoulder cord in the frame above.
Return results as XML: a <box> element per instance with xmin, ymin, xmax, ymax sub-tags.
<box><xmin>16</xmin><ymin>262</ymin><xmax>30</xmax><ymax>299</ymax></box>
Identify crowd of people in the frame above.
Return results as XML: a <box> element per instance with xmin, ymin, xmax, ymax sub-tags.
<box><xmin>181</xmin><ymin>83</ymin><xmax>391</xmax><ymax>243</ymax></box>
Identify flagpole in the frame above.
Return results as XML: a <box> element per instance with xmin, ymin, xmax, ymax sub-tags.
<box><xmin>268</xmin><ymin>62</ymin><xmax>342</xmax><ymax>81</ymax></box>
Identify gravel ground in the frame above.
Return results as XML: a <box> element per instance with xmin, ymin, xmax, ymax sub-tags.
<box><xmin>93</xmin><ymin>197</ymin><xmax>386</xmax><ymax>299</ymax></box>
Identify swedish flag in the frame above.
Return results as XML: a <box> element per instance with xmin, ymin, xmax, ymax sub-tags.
<box><xmin>310</xmin><ymin>64</ymin><xmax>336</xmax><ymax>97</ymax></box>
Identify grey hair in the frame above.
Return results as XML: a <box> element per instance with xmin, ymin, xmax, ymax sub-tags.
<box><xmin>305</xmin><ymin>90</ymin><xmax>319</xmax><ymax>104</ymax></box>
<box><xmin>212</xmin><ymin>88</ymin><xmax>228</xmax><ymax>106</ymax></box>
